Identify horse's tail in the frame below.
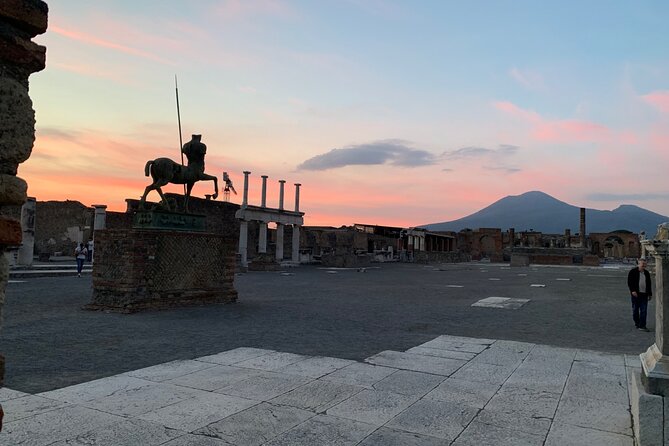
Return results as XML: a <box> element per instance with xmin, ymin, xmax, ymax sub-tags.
<box><xmin>144</xmin><ymin>160</ymin><xmax>153</xmax><ymax>177</ymax></box>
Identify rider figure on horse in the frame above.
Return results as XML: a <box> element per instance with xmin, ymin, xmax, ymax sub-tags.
<box><xmin>182</xmin><ymin>134</ymin><xmax>207</xmax><ymax>172</ymax></box>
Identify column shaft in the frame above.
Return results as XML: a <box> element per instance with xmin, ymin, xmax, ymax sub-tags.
<box><xmin>239</xmin><ymin>220</ymin><xmax>249</xmax><ymax>267</ymax></box>
<box><xmin>292</xmin><ymin>225</ymin><xmax>300</xmax><ymax>263</ymax></box>
<box><xmin>258</xmin><ymin>222</ymin><xmax>268</xmax><ymax>254</ymax></box>
<box><xmin>276</xmin><ymin>224</ymin><xmax>284</xmax><ymax>261</ymax></box>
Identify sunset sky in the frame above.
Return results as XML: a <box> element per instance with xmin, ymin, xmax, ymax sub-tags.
<box><xmin>24</xmin><ymin>0</ymin><xmax>669</xmax><ymax>227</ymax></box>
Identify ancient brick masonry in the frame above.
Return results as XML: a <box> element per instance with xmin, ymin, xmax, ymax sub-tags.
<box><xmin>88</xmin><ymin>229</ymin><xmax>238</xmax><ymax>313</ymax></box>
<box><xmin>0</xmin><ymin>0</ymin><xmax>48</xmax><ymax>418</ymax></box>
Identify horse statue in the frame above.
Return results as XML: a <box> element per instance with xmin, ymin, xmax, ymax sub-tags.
<box><xmin>139</xmin><ymin>134</ymin><xmax>218</xmax><ymax>212</ymax></box>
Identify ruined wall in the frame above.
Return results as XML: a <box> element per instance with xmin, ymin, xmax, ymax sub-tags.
<box><xmin>34</xmin><ymin>200</ymin><xmax>93</xmax><ymax>257</ymax></box>
<box><xmin>590</xmin><ymin>232</ymin><xmax>640</xmax><ymax>259</ymax></box>
<box><xmin>0</xmin><ymin>0</ymin><xmax>48</xmax><ymax>417</ymax></box>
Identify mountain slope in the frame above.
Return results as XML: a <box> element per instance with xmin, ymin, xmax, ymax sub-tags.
<box><xmin>422</xmin><ymin>191</ymin><xmax>668</xmax><ymax>235</ymax></box>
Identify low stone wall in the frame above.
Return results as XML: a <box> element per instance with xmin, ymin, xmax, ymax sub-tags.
<box><xmin>88</xmin><ymin>228</ymin><xmax>237</xmax><ymax>312</ymax></box>
<box><xmin>321</xmin><ymin>253</ymin><xmax>371</xmax><ymax>268</ymax></box>
<box><xmin>413</xmin><ymin>251</ymin><xmax>469</xmax><ymax>264</ymax></box>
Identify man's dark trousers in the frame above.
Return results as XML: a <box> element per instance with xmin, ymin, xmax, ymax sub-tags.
<box><xmin>632</xmin><ymin>292</ymin><xmax>649</xmax><ymax>328</ymax></box>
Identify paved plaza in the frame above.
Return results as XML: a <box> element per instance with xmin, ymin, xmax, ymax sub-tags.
<box><xmin>1</xmin><ymin>335</ymin><xmax>636</xmax><ymax>445</ymax></box>
<box><xmin>0</xmin><ymin>262</ymin><xmax>654</xmax><ymax>444</ymax></box>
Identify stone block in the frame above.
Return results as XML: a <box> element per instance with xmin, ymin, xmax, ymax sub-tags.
<box><xmin>405</xmin><ymin>346</ymin><xmax>476</xmax><ymax>361</ymax></box>
<box><xmin>0</xmin><ymin>404</ymin><xmax>122</xmax><ymax>445</ymax></box>
<box><xmin>358</xmin><ymin>427</ymin><xmax>445</xmax><ymax>446</ymax></box>
<box><xmin>82</xmin><ymin>382</ymin><xmax>203</xmax><ymax>417</ymax></box>
<box><xmin>125</xmin><ymin>359</ymin><xmax>217</xmax><ymax>382</ymax></box>
<box><xmin>216</xmin><ymin>371</ymin><xmax>312</xmax><ymax>401</ymax></box>
<box><xmin>194</xmin><ymin>402</ymin><xmax>313</xmax><ymax>446</ymax></box>
<box><xmin>545</xmin><ymin>422</ymin><xmax>633</xmax><ymax>446</ymax></box>
<box><xmin>320</xmin><ymin>362</ymin><xmax>397</xmax><ymax>388</ymax></box>
<box><xmin>475</xmin><ymin>408</ymin><xmax>552</xmax><ymax>436</ymax></box>
<box><xmin>371</xmin><ymin>369</ymin><xmax>445</xmax><ymax>397</ymax></box>
<box><xmin>484</xmin><ymin>384</ymin><xmax>561</xmax><ymax>419</ymax></box>
<box><xmin>583</xmin><ymin>254</ymin><xmax>601</xmax><ymax>266</ymax></box>
<box><xmin>630</xmin><ymin>370</ymin><xmax>664</xmax><ymax>446</ymax></box>
<box><xmin>161</xmin><ymin>435</ymin><xmax>235</xmax><ymax>446</ymax></box>
<box><xmin>235</xmin><ymin>352</ymin><xmax>309</xmax><ymax>371</ymax></box>
<box><xmin>425</xmin><ymin>377</ymin><xmax>499</xmax><ymax>409</ymax></box>
<box><xmin>1</xmin><ymin>394</ymin><xmax>68</xmax><ymax>423</ymax></box>
<box><xmin>365</xmin><ymin>350</ymin><xmax>466</xmax><ymax>376</ymax></box>
<box><xmin>0</xmin><ymin>216</ymin><xmax>21</xmax><ymax>245</ymax></box>
<box><xmin>138</xmin><ymin>391</ymin><xmax>257</xmax><ymax>431</ymax></box>
<box><xmin>270</xmin><ymin>379</ymin><xmax>363</xmax><ymax>412</ymax></box>
<box><xmin>195</xmin><ymin>347</ymin><xmax>275</xmax><ymax>366</ymax></box>
<box><xmin>385</xmin><ymin>398</ymin><xmax>478</xmax><ymax>441</ymax></box>
<box><xmin>452</xmin><ymin>420</ymin><xmax>545</xmax><ymax>446</ymax></box>
<box><xmin>0</xmin><ymin>387</ymin><xmax>28</xmax><ymax>402</ymax></box>
<box><xmin>554</xmin><ymin>395</ymin><xmax>632</xmax><ymax>436</ymax></box>
<box><xmin>0</xmin><ymin>173</ymin><xmax>27</xmax><ymax>205</ymax></box>
<box><xmin>38</xmin><ymin>375</ymin><xmax>154</xmax><ymax>404</ymax></box>
<box><xmin>326</xmin><ymin>389</ymin><xmax>418</xmax><ymax>426</ymax></box>
<box><xmin>450</xmin><ymin>361</ymin><xmax>516</xmax><ymax>385</ymax></box>
<box><xmin>0</xmin><ymin>77</ymin><xmax>36</xmax><ymax>169</ymax></box>
<box><xmin>0</xmin><ymin>0</ymin><xmax>49</xmax><ymax>35</ymax></box>
<box><xmin>49</xmin><ymin>418</ymin><xmax>183</xmax><ymax>446</ymax></box>
<box><xmin>264</xmin><ymin>414</ymin><xmax>375</xmax><ymax>446</ymax></box>
<box><xmin>167</xmin><ymin>365</ymin><xmax>266</xmax><ymax>392</ymax></box>
<box><xmin>274</xmin><ymin>356</ymin><xmax>354</xmax><ymax>378</ymax></box>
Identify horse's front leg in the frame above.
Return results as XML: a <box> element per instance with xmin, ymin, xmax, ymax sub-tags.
<box><xmin>199</xmin><ymin>173</ymin><xmax>218</xmax><ymax>199</ymax></box>
<box><xmin>140</xmin><ymin>184</ymin><xmax>155</xmax><ymax>209</ymax></box>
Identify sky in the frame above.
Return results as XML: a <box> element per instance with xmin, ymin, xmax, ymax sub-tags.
<box><xmin>23</xmin><ymin>0</ymin><xmax>669</xmax><ymax>227</ymax></box>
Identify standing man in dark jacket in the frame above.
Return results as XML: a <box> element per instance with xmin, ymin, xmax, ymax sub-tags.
<box><xmin>628</xmin><ymin>258</ymin><xmax>653</xmax><ymax>331</ymax></box>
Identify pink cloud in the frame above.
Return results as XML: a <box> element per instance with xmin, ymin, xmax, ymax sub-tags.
<box><xmin>494</xmin><ymin>101</ymin><xmax>623</xmax><ymax>144</ymax></box>
<box><xmin>51</xmin><ymin>24</ymin><xmax>174</xmax><ymax>65</ymax></box>
<box><xmin>642</xmin><ymin>91</ymin><xmax>669</xmax><ymax>114</ymax></box>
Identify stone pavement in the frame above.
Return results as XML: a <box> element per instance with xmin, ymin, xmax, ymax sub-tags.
<box><xmin>0</xmin><ymin>335</ymin><xmax>637</xmax><ymax>445</ymax></box>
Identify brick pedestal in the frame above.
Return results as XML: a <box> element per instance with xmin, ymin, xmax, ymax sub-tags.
<box><xmin>87</xmin><ymin>229</ymin><xmax>237</xmax><ymax>313</ymax></box>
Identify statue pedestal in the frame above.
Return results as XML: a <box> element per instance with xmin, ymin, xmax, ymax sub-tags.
<box><xmin>640</xmin><ymin>240</ymin><xmax>669</xmax><ymax>396</ymax></box>
<box><xmin>87</xmin><ymin>228</ymin><xmax>237</xmax><ymax>313</ymax></box>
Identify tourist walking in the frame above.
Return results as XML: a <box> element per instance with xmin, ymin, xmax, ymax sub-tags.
<box><xmin>74</xmin><ymin>243</ymin><xmax>88</xmax><ymax>277</ymax></box>
<box><xmin>628</xmin><ymin>257</ymin><xmax>652</xmax><ymax>331</ymax></box>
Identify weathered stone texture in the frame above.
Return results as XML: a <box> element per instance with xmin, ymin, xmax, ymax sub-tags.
<box><xmin>34</xmin><ymin>200</ymin><xmax>92</xmax><ymax>256</ymax></box>
<box><xmin>0</xmin><ymin>78</ymin><xmax>36</xmax><ymax>173</ymax></box>
<box><xmin>89</xmin><ymin>229</ymin><xmax>238</xmax><ymax>312</ymax></box>
<box><xmin>0</xmin><ymin>216</ymin><xmax>21</xmax><ymax>245</ymax></box>
<box><xmin>0</xmin><ymin>173</ymin><xmax>27</xmax><ymax>205</ymax></box>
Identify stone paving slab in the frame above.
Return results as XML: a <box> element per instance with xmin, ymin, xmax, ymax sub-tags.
<box><xmin>0</xmin><ymin>335</ymin><xmax>640</xmax><ymax>445</ymax></box>
<box><xmin>371</xmin><ymin>369</ymin><xmax>445</xmax><ymax>397</ymax></box>
<box><xmin>357</xmin><ymin>427</ymin><xmax>446</xmax><ymax>445</ymax></box>
<box><xmin>365</xmin><ymin>350</ymin><xmax>466</xmax><ymax>376</ymax></box>
<box><xmin>320</xmin><ymin>362</ymin><xmax>397</xmax><ymax>388</ymax></box>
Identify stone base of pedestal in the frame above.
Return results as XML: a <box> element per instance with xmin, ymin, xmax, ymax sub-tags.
<box><xmin>641</xmin><ymin>344</ymin><xmax>669</xmax><ymax>397</ymax></box>
<box><xmin>87</xmin><ymin>229</ymin><xmax>237</xmax><ymax>313</ymax></box>
<box><xmin>630</xmin><ymin>369</ymin><xmax>666</xmax><ymax>445</ymax></box>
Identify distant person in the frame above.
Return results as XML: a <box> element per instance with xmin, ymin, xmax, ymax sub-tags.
<box><xmin>75</xmin><ymin>243</ymin><xmax>88</xmax><ymax>277</ymax></box>
<box><xmin>627</xmin><ymin>258</ymin><xmax>652</xmax><ymax>331</ymax></box>
<box><xmin>86</xmin><ymin>240</ymin><xmax>93</xmax><ymax>262</ymax></box>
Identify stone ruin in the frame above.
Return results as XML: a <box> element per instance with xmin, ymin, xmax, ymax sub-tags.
<box><xmin>0</xmin><ymin>0</ymin><xmax>48</xmax><ymax>426</ymax></box>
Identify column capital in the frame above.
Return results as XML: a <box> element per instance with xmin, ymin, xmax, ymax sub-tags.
<box><xmin>642</xmin><ymin>240</ymin><xmax>669</xmax><ymax>259</ymax></box>
<box><xmin>279</xmin><ymin>179</ymin><xmax>286</xmax><ymax>184</ymax></box>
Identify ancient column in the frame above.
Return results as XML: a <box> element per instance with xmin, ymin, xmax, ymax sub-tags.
<box><xmin>640</xmin><ymin>236</ymin><xmax>669</xmax><ymax>396</ymax></box>
<box><xmin>260</xmin><ymin>175</ymin><xmax>268</xmax><ymax>208</ymax></box>
<box><xmin>242</xmin><ymin>171</ymin><xmax>251</xmax><ymax>208</ymax></box>
<box><xmin>294</xmin><ymin>183</ymin><xmax>301</xmax><ymax>212</ymax></box>
<box><xmin>258</xmin><ymin>176</ymin><xmax>268</xmax><ymax>253</ymax></box>
<box><xmin>17</xmin><ymin>197</ymin><xmax>35</xmax><ymax>265</ymax></box>
<box><xmin>292</xmin><ymin>224</ymin><xmax>300</xmax><ymax>263</ymax></box>
<box><xmin>93</xmin><ymin>204</ymin><xmax>107</xmax><ymax>231</ymax></box>
<box><xmin>579</xmin><ymin>208</ymin><xmax>586</xmax><ymax>249</ymax></box>
<box><xmin>508</xmin><ymin>228</ymin><xmax>515</xmax><ymax>248</ymax></box>
<box><xmin>0</xmin><ymin>0</ymin><xmax>48</xmax><ymax>426</ymax></box>
<box><xmin>278</xmin><ymin>180</ymin><xmax>285</xmax><ymax>210</ymax></box>
<box><xmin>239</xmin><ymin>220</ymin><xmax>248</xmax><ymax>268</ymax></box>
<box><xmin>565</xmin><ymin>229</ymin><xmax>571</xmax><ymax>248</ymax></box>
<box><xmin>276</xmin><ymin>224</ymin><xmax>284</xmax><ymax>261</ymax></box>
<box><xmin>258</xmin><ymin>221</ymin><xmax>267</xmax><ymax>254</ymax></box>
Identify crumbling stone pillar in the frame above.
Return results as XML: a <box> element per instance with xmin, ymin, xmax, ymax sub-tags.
<box><xmin>0</xmin><ymin>0</ymin><xmax>48</xmax><ymax>429</ymax></box>
<box><xmin>276</xmin><ymin>223</ymin><xmax>284</xmax><ymax>261</ymax></box>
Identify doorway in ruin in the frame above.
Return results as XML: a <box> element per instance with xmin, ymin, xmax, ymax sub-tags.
<box><xmin>604</xmin><ymin>235</ymin><xmax>624</xmax><ymax>258</ymax></box>
<box><xmin>480</xmin><ymin>235</ymin><xmax>496</xmax><ymax>259</ymax></box>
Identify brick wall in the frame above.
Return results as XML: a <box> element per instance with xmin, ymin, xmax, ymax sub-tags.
<box><xmin>89</xmin><ymin>228</ymin><xmax>237</xmax><ymax>312</ymax></box>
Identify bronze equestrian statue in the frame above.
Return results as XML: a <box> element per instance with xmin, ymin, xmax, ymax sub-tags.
<box><xmin>140</xmin><ymin>134</ymin><xmax>218</xmax><ymax>212</ymax></box>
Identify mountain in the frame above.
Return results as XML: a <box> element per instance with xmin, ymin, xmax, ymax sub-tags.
<box><xmin>422</xmin><ymin>191</ymin><xmax>668</xmax><ymax>235</ymax></box>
